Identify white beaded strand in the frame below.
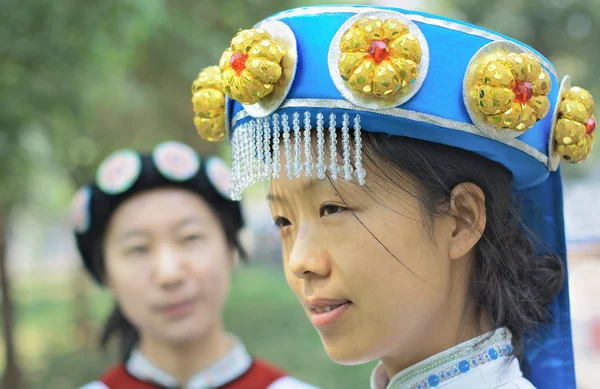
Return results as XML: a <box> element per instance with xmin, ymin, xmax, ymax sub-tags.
<box><xmin>353</xmin><ymin>114</ymin><xmax>366</xmax><ymax>185</ymax></box>
<box><xmin>247</xmin><ymin>120</ymin><xmax>256</xmax><ymax>186</ymax></box>
<box><xmin>271</xmin><ymin>113</ymin><xmax>281</xmax><ymax>179</ymax></box>
<box><xmin>255</xmin><ymin>118</ymin><xmax>264</xmax><ymax>182</ymax></box>
<box><xmin>231</xmin><ymin>126</ymin><xmax>241</xmax><ymax>200</ymax></box>
<box><xmin>342</xmin><ymin>113</ymin><xmax>353</xmax><ymax>181</ymax></box>
<box><xmin>303</xmin><ymin>111</ymin><xmax>313</xmax><ymax>177</ymax></box>
<box><xmin>239</xmin><ymin>123</ymin><xmax>246</xmax><ymax>189</ymax></box>
<box><xmin>292</xmin><ymin>112</ymin><xmax>302</xmax><ymax>178</ymax></box>
<box><xmin>282</xmin><ymin>113</ymin><xmax>292</xmax><ymax>179</ymax></box>
<box><xmin>328</xmin><ymin>113</ymin><xmax>339</xmax><ymax>180</ymax></box>
<box><xmin>244</xmin><ymin>120</ymin><xmax>254</xmax><ymax>188</ymax></box>
<box><xmin>262</xmin><ymin>117</ymin><xmax>271</xmax><ymax>179</ymax></box>
<box><xmin>237</xmin><ymin>123</ymin><xmax>246</xmax><ymax>191</ymax></box>
<box><xmin>316</xmin><ymin>113</ymin><xmax>326</xmax><ymax>179</ymax></box>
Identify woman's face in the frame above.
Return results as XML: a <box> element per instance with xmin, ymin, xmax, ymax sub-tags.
<box><xmin>103</xmin><ymin>188</ymin><xmax>235</xmax><ymax>346</ymax></box>
<box><xmin>269</xmin><ymin>163</ymin><xmax>467</xmax><ymax>366</ymax></box>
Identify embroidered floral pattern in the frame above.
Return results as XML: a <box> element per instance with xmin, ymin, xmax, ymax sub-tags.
<box><xmin>153</xmin><ymin>141</ymin><xmax>200</xmax><ymax>182</ymax></box>
<box><xmin>205</xmin><ymin>157</ymin><xmax>232</xmax><ymax>200</ymax></box>
<box><xmin>375</xmin><ymin>328</ymin><xmax>515</xmax><ymax>389</ymax></box>
<box><xmin>96</xmin><ymin>149</ymin><xmax>142</xmax><ymax>195</ymax></box>
<box><xmin>71</xmin><ymin>186</ymin><xmax>92</xmax><ymax>233</ymax></box>
<box><xmin>407</xmin><ymin>343</ymin><xmax>513</xmax><ymax>389</ymax></box>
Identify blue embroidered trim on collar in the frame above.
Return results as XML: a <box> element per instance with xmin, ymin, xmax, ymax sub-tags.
<box><xmin>409</xmin><ymin>341</ymin><xmax>513</xmax><ymax>388</ymax></box>
<box><xmin>372</xmin><ymin>328</ymin><xmax>515</xmax><ymax>389</ymax></box>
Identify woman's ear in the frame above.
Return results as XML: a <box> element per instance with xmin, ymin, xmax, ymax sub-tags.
<box><xmin>448</xmin><ymin>182</ymin><xmax>486</xmax><ymax>260</ymax></box>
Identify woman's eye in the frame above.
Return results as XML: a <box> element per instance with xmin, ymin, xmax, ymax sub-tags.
<box><xmin>127</xmin><ymin>246</ymin><xmax>149</xmax><ymax>255</ymax></box>
<box><xmin>273</xmin><ymin>216</ymin><xmax>292</xmax><ymax>229</ymax></box>
<box><xmin>183</xmin><ymin>234</ymin><xmax>202</xmax><ymax>242</ymax></box>
<box><xmin>320</xmin><ymin>204</ymin><xmax>347</xmax><ymax>217</ymax></box>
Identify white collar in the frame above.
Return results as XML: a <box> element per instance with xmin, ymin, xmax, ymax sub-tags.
<box><xmin>126</xmin><ymin>335</ymin><xmax>253</xmax><ymax>389</ymax></box>
<box><xmin>370</xmin><ymin>328</ymin><xmax>522</xmax><ymax>389</ymax></box>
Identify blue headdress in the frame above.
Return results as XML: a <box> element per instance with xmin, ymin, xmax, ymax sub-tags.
<box><xmin>191</xmin><ymin>5</ymin><xmax>597</xmax><ymax>388</ymax></box>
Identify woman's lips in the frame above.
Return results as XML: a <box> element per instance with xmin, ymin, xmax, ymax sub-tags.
<box><xmin>158</xmin><ymin>298</ymin><xmax>197</xmax><ymax>319</ymax></box>
<box><xmin>306</xmin><ymin>298</ymin><xmax>352</xmax><ymax>327</ymax></box>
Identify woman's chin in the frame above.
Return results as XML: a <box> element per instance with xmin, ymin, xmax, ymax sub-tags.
<box><xmin>321</xmin><ymin>339</ymin><xmax>378</xmax><ymax>366</ymax></box>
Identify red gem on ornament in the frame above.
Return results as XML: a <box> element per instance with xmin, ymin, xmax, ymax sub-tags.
<box><xmin>230</xmin><ymin>53</ymin><xmax>248</xmax><ymax>75</ymax></box>
<box><xmin>368</xmin><ymin>40</ymin><xmax>389</xmax><ymax>64</ymax></box>
<box><xmin>514</xmin><ymin>81</ymin><xmax>533</xmax><ymax>103</ymax></box>
<box><xmin>586</xmin><ymin>117</ymin><xmax>596</xmax><ymax>135</ymax></box>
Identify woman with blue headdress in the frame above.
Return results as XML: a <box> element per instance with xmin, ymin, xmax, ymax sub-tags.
<box><xmin>191</xmin><ymin>4</ymin><xmax>596</xmax><ymax>389</ymax></box>
<box><xmin>71</xmin><ymin>141</ymin><xmax>317</xmax><ymax>389</ymax></box>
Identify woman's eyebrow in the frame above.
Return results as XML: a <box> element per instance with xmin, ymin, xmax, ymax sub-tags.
<box><xmin>267</xmin><ymin>178</ymin><xmax>325</xmax><ymax>203</ymax></box>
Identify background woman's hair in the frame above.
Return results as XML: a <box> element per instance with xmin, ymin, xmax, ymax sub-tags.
<box><xmin>91</xmin><ymin>185</ymin><xmax>247</xmax><ymax>362</ymax></box>
<box><xmin>358</xmin><ymin>131</ymin><xmax>564</xmax><ymax>361</ymax></box>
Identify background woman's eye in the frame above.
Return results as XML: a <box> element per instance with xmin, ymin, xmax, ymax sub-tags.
<box><xmin>320</xmin><ymin>204</ymin><xmax>346</xmax><ymax>217</ymax></box>
<box><xmin>127</xmin><ymin>245</ymin><xmax>149</xmax><ymax>255</ymax></box>
<box><xmin>184</xmin><ymin>234</ymin><xmax>202</xmax><ymax>241</ymax></box>
<box><xmin>273</xmin><ymin>217</ymin><xmax>291</xmax><ymax>229</ymax></box>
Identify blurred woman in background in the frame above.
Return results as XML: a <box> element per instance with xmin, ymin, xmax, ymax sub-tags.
<box><xmin>72</xmin><ymin>141</ymin><xmax>317</xmax><ymax>389</ymax></box>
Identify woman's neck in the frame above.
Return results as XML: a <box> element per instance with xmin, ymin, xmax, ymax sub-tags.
<box><xmin>380</xmin><ymin>256</ymin><xmax>494</xmax><ymax>380</ymax></box>
<box><xmin>138</xmin><ymin>322</ymin><xmax>235</xmax><ymax>385</ymax></box>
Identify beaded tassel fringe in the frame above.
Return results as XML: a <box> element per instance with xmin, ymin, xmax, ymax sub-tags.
<box><xmin>230</xmin><ymin>111</ymin><xmax>365</xmax><ymax>200</ymax></box>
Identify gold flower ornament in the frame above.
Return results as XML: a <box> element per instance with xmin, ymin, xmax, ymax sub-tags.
<box><xmin>467</xmin><ymin>50</ymin><xmax>551</xmax><ymax>133</ymax></box>
<box><xmin>554</xmin><ymin>86</ymin><xmax>595</xmax><ymax>163</ymax></box>
<box><xmin>338</xmin><ymin>16</ymin><xmax>423</xmax><ymax>97</ymax></box>
<box><xmin>220</xmin><ymin>28</ymin><xmax>285</xmax><ymax>105</ymax></box>
<box><xmin>191</xmin><ymin>66</ymin><xmax>226</xmax><ymax>142</ymax></box>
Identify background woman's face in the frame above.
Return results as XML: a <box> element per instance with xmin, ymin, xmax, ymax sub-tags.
<box><xmin>103</xmin><ymin>188</ymin><xmax>235</xmax><ymax>346</ymax></box>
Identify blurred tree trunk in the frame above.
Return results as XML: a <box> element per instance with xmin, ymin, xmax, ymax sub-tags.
<box><xmin>0</xmin><ymin>206</ymin><xmax>22</xmax><ymax>389</ymax></box>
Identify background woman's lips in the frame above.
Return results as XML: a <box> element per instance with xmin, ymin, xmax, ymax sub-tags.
<box><xmin>158</xmin><ymin>298</ymin><xmax>197</xmax><ymax>318</ymax></box>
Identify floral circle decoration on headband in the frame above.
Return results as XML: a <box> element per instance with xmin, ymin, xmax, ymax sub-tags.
<box><xmin>328</xmin><ymin>11</ymin><xmax>430</xmax><ymax>110</ymax></box>
<box><xmin>152</xmin><ymin>141</ymin><xmax>201</xmax><ymax>182</ymax></box>
<box><xmin>71</xmin><ymin>186</ymin><xmax>92</xmax><ymax>233</ymax></box>
<box><xmin>205</xmin><ymin>156</ymin><xmax>233</xmax><ymax>200</ymax></box>
<box><xmin>96</xmin><ymin>149</ymin><xmax>142</xmax><ymax>195</ymax></box>
<box><xmin>550</xmin><ymin>76</ymin><xmax>596</xmax><ymax>167</ymax></box>
<box><xmin>219</xmin><ymin>20</ymin><xmax>298</xmax><ymax>118</ymax></box>
<box><xmin>463</xmin><ymin>41</ymin><xmax>551</xmax><ymax>141</ymax></box>
<box><xmin>192</xmin><ymin>66</ymin><xmax>227</xmax><ymax>142</ymax></box>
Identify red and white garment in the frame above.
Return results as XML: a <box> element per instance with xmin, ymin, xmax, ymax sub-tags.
<box><xmin>79</xmin><ymin>339</ymin><xmax>318</xmax><ymax>389</ymax></box>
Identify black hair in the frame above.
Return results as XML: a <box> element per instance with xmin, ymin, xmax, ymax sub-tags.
<box><xmin>77</xmin><ymin>153</ymin><xmax>247</xmax><ymax>361</ymax></box>
<box><xmin>357</xmin><ymin>131</ymin><xmax>564</xmax><ymax>361</ymax></box>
